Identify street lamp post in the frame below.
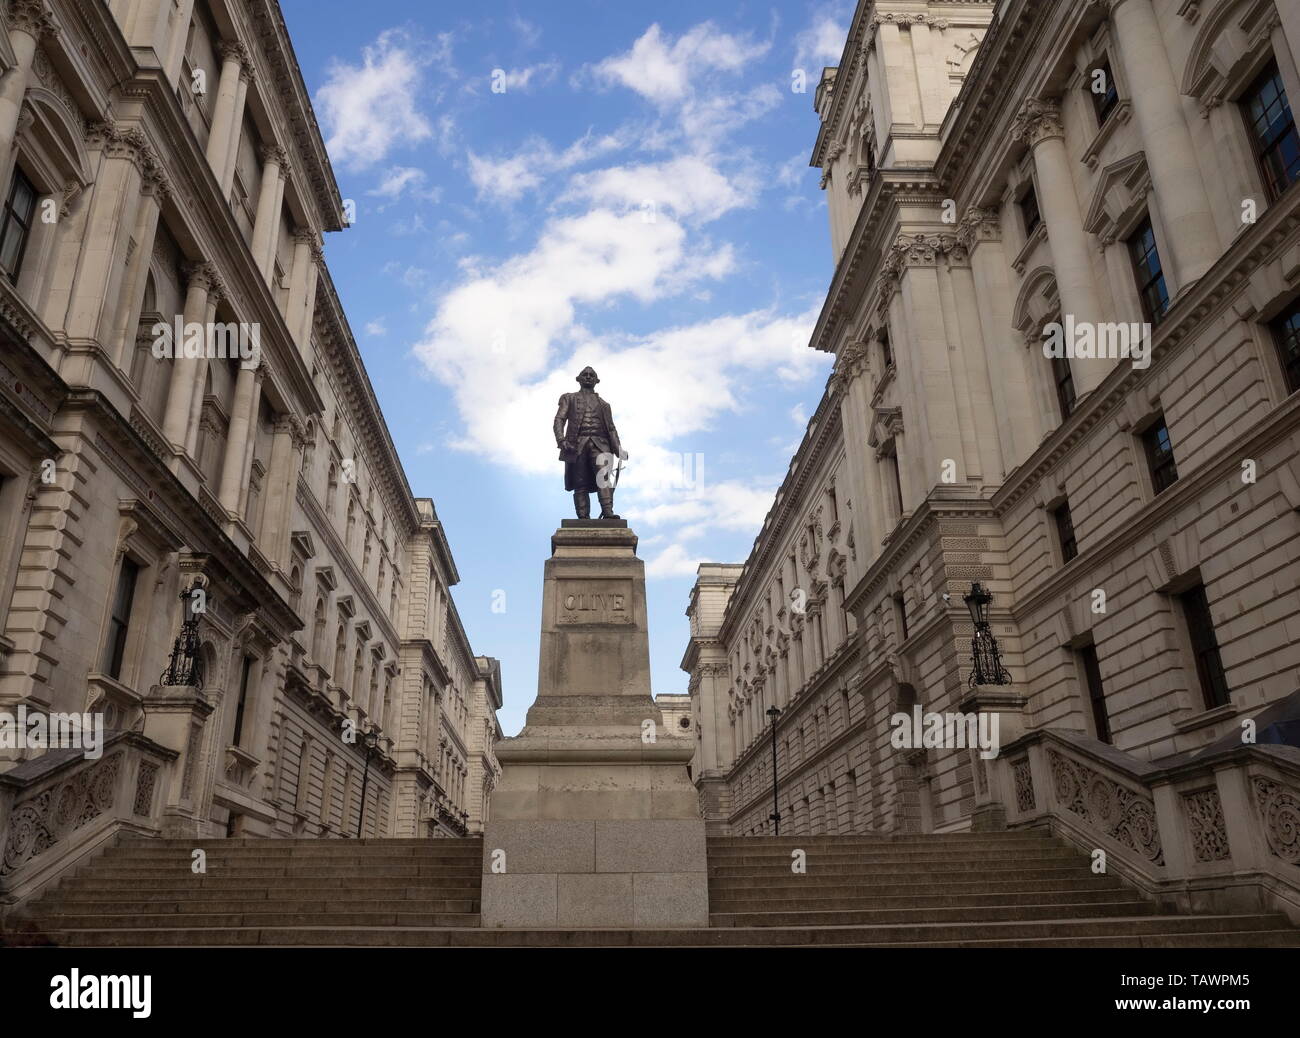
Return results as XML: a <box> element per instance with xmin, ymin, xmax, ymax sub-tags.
<box><xmin>766</xmin><ymin>705</ymin><xmax>782</xmax><ymax>836</ymax></box>
<box><xmin>355</xmin><ymin>723</ymin><xmax>381</xmax><ymax>839</ymax></box>
<box><xmin>963</xmin><ymin>581</ymin><xmax>1011</xmax><ymax>686</ymax></box>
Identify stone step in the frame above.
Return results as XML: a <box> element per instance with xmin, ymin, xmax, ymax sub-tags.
<box><xmin>707</xmin><ymin>884</ymin><xmax>1123</xmax><ymax>900</ymax></box>
<box><xmin>109</xmin><ymin>846</ymin><xmax>483</xmax><ymax>860</ymax></box>
<box><xmin>704</xmin><ymin>849</ymin><xmax>1084</xmax><ymax>867</ymax></box>
<box><xmin>710</xmin><ymin>900</ymin><xmax>1159</xmax><ymax>928</ymax></box>
<box><xmin>121</xmin><ymin>838</ymin><xmax>485</xmax><ymax>849</ymax></box>
<box><xmin>35</xmin><ymin>911</ymin><xmax>482</xmax><ymax>929</ymax></box>
<box><xmin>34</xmin><ymin>898</ymin><xmax>480</xmax><ymax>915</ymax></box>
<box><xmin>77</xmin><ymin>865</ymin><xmax>484</xmax><ymax>880</ymax></box>
<box><xmin>707</xmin><ymin>862</ymin><xmax>1097</xmax><ymax>879</ymax></box>
<box><xmin>96</xmin><ymin>853</ymin><xmax>480</xmax><ymax>868</ymax></box>
<box><xmin>28</xmin><ymin>914</ymin><xmax>1298</xmax><ymax>947</ymax></box>
<box><xmin>706</xmin><ymin>834</ymin><xmax>1058</xmax><ymax>847</ymax></box>
<box><xmin>50</xmin><ymin>880</ymin><xmax>483</xmax><ymax>898</ymax></box>
<box><xmin>709</xmin><ymin>888</ymin><xmax>1145</xmax><ymax>912</ymax></box>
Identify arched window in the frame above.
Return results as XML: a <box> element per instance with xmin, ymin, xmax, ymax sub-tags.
<box><xmin>326</xmin><ymin>464</ymin><xmax>338</xmax><ymax>515</ymax></box>
<box><xmin>312</xmin><ymin>598</ymin><xmax>327</xmax><ymax>661</ymax></box>
<box><xmin>289</xmin><ymin>565</ymin><xmax>302</xmax><ymax>611</ymax></box>
<box><xmin>346</xmin><ymin>497</ymin><xmax>356</xmax><ymax>546</ymax></box>
<box><xmin>352</xmin><ymin>645</ymin><xmax>365</xmax><ymax>707</ymax></box>
<box><xmin>333</xmin><ymin>622</ymin><xmax>347</xmax><ymax>682</ymax></box>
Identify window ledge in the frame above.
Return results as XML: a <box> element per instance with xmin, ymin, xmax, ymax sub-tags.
<box><xmin>1172</xmin><ymin>702</ymin><xmax>1238</xmax><ymax>734</ymax></box>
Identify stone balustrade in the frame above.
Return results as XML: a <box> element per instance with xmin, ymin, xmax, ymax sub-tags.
<box><xmin>995</xmin><ymin>724</ymin><xmax>1300</xmax><ymax>923</ymax></box>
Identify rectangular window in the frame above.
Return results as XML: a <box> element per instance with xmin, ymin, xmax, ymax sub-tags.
<box><xmin>0</xmin><ymin>168</ymin><xmax>37</xmax><ymax>282</ymax></box>
<box><xmin>879</xmin><ymin>329</ymin><xmax>893</xmax><ymax>370</ymax></box>
<box><xmin>885</xmin><ymin>449</ymin><xmax>904</xmax><ymax>520</ymax></box>
<box><xmin>1053</xmin><ymin>500</ymin><xmax>1078</xmax><ymax>563</ymax></box>
<box><xmin>894</xmin><ymin>592</ymin><xmax>909</xmax><ymax>643</ymax></box>
<box><xmin>1244</xmin><ymin>60</ymin><xmax>1300</xmax><ymax>200</ymax></box>
<box><xmin>1051</xmin><ymin>354</ymin><xmax>1077</xmax><ymax>419</ymax></box>
<box><xmin>1142</xmin><ymin>415</ymin><xmax>1179</xmax><ymax>495</ymax></box>
<box><xmin>1128</xmin><ymin>218</ymin><xmax>1170</xmax><ymax>325</ymax></box>
<box><xmin>103</xmin><ymin>558</ymin><xmax>140</xmax><ymax>680</ymax></box>
<box><xmin>232</xmin><ymin>655</ymin><xmax>254</xmax><ymax>747</ymax></box>
<box><xmin>1020</xmin><ymin>186</ymin><xmax>1041</xmax><ymax>237</ymax></box>
<box><xmin>1089</xmin><ymin>60</ymin><xmax>1119</xmax><ymax>126</ymax></box>
<box><xmin>1271</xmin><ymin>297</ymin><xmax>1300</xmax><ymax>394</ymax></box>
<box><xmin>1179</xmin><ymin>584</ymin><xmax>1230</xmax><ymax>710</ymax></box>
<box><xmin>1078</xmin><ymin>643</ymin><xmax>1111</xmax><ymax>744</ymax></box>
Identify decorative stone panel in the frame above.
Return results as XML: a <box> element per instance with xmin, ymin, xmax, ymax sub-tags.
<box><xmin>1252</xmin><ymin>777</ymin><xmax>1300</xmax><ymax>866</ymax></box>
<box><xmin>1</xmin><ymin>753</ymin><xmax>123</xmax><ymax>876</ymax></box>
<box><xmin>1048</xmin><ymin>750</ymin><xmax>1164</xmax><ymax>865</ymax></box>
<box><xmin>1181</xmin><ymin>788</ymin><xmax>1230</xmax><ymax>863</ymax></box>
<box><xmin>1013</xmin><ymin>757</ymin><xmax>1035</xmax><ymax>813</ymax></box>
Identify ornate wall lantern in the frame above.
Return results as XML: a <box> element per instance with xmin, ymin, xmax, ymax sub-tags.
<box><xmin>964</xmin><ymin>581</ymin><xmax>1010</xmax><ymax>686</ymax></box>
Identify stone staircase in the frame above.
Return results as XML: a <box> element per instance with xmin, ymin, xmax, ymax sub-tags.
<box><xmin>704</xmin><ymin>832</ymin><xmax>1300</xmax><ymax>947</ymax></box>
<box><xmin>5</xmin><ymin>830</ymin><xmax>1298</xmax><ymax>946</ymax></box>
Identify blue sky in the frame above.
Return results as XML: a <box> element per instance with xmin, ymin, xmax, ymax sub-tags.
<box><xmin>281</xmin><ymin>0</ymin><xmax>849</xmax><ymax>734</ymax></box>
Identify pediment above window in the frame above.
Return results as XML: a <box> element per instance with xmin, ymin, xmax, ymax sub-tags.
<box><xmin>1083</xmin><ymin>152</ymin><xmax>1152</xmax><ymax>244</ymax></box>
<box><xmin>1179</xmin><ymin>0</ymin><xmax>1277</xmax><ymax>110</ymax></box>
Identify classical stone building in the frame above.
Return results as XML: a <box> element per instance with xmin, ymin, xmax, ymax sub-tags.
<box><xmin>685</xmin><ymin>0</ymin><xmax>1300</xmax><ymax>919</ymax></box>
<box><xmin>0</xmin><ymin>0</ymin><xmax>500</xmax><ymax>911</ymax></box>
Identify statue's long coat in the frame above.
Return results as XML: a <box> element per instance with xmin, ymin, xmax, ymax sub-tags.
<box><xmin>554</xmin><ymin>391</ymin><xmax>622</xmax><ymax>491</ymax></box>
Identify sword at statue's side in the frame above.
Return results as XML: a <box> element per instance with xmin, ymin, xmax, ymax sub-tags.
<box><xmin>611</xmin><ymin>450</ymin><xmax>627</xmax><ymax>491</ymax></box>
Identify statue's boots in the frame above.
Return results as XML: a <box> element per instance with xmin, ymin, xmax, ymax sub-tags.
<box><xmin>597</xmin><ymin>487</ymin><xmax>620</xmax><ymax>520</ymax></box>
<box><xmin>574</xmin><ymin>491</ymin><xmax>591</xmax><ymax>519</ymax></box>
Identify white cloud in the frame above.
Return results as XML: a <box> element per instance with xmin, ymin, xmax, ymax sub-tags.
<box><xmin>493</xmin><ymin>62</ymin><xmax>560</xmax><ymax>92</ymax></box>
<box><xmin>594</xmin><ymin>23</ymin><xmax>768</xmax><ymax>105</ymax></box>
<box><xmin>316</xmin><ymin>30</ymin><xmax>438</xmax><ymax>169</ymax></box>
<box><xmin>365</xmin><ymin>319</ymin><xmax>387</xmax><ymax>336</ymax></box>
<box><xmin>561</xmin><ymin>155</ymin><xmax>754</xmax><ymax>223</ymax></box>
<box><xmin>467</xmin><ymin>130</ymin><xmax>627</xmax><ymax>205</ymax></box>
<box><xmin>794</xmin><ymin>10</ymin><xmax>849</xmax><ymax>74</ymax></box>
<box><xmin>368</xmin><ymin>166</ymin><xmax>441</xmax><ymax>203</ymax></box>
<box><xmin>645</xmin><ymin>543</ymin><xmax>705</xmax><ymax>579</ymax></box>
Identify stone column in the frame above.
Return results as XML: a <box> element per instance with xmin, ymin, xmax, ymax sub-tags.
<box><xmin>0</xmin><ymin>0</ymin><xmax>52</xmax><ymax>191</ymax></box>
<box><xmin>221</xmin><ymin>61</ymin><xmax>252</xmax><ymax>197</ymax></box>
<box><xmin>907</xmin><ymin>21</ymin><xmax>946</xmax><ymax>127</ymax></box>
<box><xmin>161</xmin><ymin>262</ymin><xmax>217</xmax><ymax>450</ymax></box>
<box><xmin>64</xmin><ymin>123</ymin><xmax>148</xmax><ymax>343</ymax></box>
<box><xmin>830</xmin><ymin>341</ymin><xmax>880</xmax><ymax>581</ymax></box>
<box><xmin>162</xmin><ymin>0</ymin><xmax>197</xmax><ymax>86</ymax></box>
<box><xmin>286</xmin><ymin>228</ymin><xmax>321</xmax><ymax>349</ymax></box>
<box><xmin>1109</xmin><ymin>0</ymin><xmax>1219</xmax><ymax>287</ymax></box>
<box><xmin>957</xmin><ymin>207</ymin><xmax>1041</xmax><ymax>470</ymax></box>
<box><xmin>185</xmin><ymin>285</ymin><xmax>222</xmax><ymax>457</ymax></box>
<box><xmin>236</xmin><ymin>368</ymin><xmax>264</xmax><ymax>517</ymax></box>
<box><xmin>218</xmin><ymin>361</ymin><xmax>259</xmax><ymax>514</ymax></box>
<box><xmin>261</xmin><ymin>413</ymin><xmax>303</xmax><ymax>564</ymax></box>
<box><xmin>250</xmin><ymin>144</ymin><xmax>287</xmax><ymax>280</ymax></box>
<box><xmin>204</xmin><ymin>42</ymin><xmax>247</xmax><ymax>187</ymax></box>
<box><xmin>110</xmin><ymin>164</ymin><xmax>169</xmax><ymax>370</ymax></box>
<box><xmin>1011</xmin><ymin>98</ymin><xmax>1107</xmax><ymax>396</ymax></box>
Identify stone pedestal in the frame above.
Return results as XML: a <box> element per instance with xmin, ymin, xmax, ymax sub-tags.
<box><xmin>482</xmin><ymin>522</ymin><xmax>708</xmax><ymax>928</ymax></box>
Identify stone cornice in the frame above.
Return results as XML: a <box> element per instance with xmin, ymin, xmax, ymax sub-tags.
<box><xmin>245</xmin><ymin>0</ymin><xmax>345</xmax><ymax>230</ymax></box>
<box><xmin>715</xmin><ymin>388</ymin><xmax>843</xmax><ymax>645</ymax></box>
<box><xmin>808</xmin><ymin>171</ymin><xmax>947</xmax><ymax>354</ymax></box>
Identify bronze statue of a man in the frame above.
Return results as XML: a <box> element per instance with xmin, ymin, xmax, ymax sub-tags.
<box><xmin>554</xmin><ymin>366</ymin><xmax>626</xmax><ymax>519</ymax></box>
